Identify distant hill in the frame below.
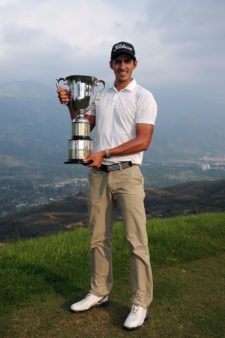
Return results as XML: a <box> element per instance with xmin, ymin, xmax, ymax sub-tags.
<box><xmin>145</xmin><ymin>179</ymin><xmax>225</xmax><ymax>217</ymax></box>
<box><xmin>150</xmin><ymin>89</ymin><xmax>225</xmax><ymax>160</ymax></box>
<box><xmin>0</xmin><ymin>80</ymin><xmax>225</xmax><ymax>164</ymax></box>
<box><xmin>0</xmin><ymin>85</ymin><xmax>68</xmax><ymax>163</ymax></box>
<box><xmin>1</xmin><ymin>179</ymin><xmax>225</xmax><ymax>241</ymax></box>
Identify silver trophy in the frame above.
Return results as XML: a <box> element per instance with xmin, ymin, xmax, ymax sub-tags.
<box><xmin>56</xmin><ymin>75</ymin><xmax>105</xmax><ymax>164</ymax></box>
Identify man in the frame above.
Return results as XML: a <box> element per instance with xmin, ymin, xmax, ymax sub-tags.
<box><xmin>57</xmin><ymin>41</ymin><xmax>157</xmax><ymax>330</ymax></box>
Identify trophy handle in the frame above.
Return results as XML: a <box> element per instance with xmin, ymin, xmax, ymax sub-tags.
<box><xmin>56</xmin><ymin>77</ymin><xmax>67</xmax><ymax>88</ymax></box>
<box><xmin>94</xmin><ymin>80</ymin><xmax>105</xmax><ymax>89</ymax></box>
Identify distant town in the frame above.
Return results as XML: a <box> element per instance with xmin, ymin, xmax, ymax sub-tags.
<box><xmin>1</xmin><ymin>157</ymin><xmax>225</xmax><ymax>217</ymax></box>
<box><xmin>1</xmin><ymin>178</ymin><xmax>88</xmax><ymax>217</ymax></box>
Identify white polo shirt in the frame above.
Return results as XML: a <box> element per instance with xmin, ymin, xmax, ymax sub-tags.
<box><xmin>88</xmin><ymin>79</ymin><xmax>157</xmax><ymax>165</ymax></box>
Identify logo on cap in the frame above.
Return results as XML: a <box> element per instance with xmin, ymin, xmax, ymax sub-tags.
<box><xmin>113</xmin><ymin>43</ymin><xmax>133</xmax><ymax>52</ymax></box>
<box><xmin>111</xmin><ymin>41</ymin><xmax>136</xmax><ymax>60</ymax></box>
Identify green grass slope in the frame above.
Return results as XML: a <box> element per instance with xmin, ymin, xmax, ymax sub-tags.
<box><xmin>0</xmin><ymin>212</ymin><xmax>225</xmax><ymax>337</ymax></box>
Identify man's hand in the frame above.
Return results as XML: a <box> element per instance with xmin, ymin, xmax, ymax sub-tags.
<box><xmin>84</xmin><ymin>150</ymin><xmax>105</xmax><ymax>168</ymax></box>
<box><xmin>57</xmin><ymin>87</ymin><xmax>71</xmax><ymax>105</ymax></box>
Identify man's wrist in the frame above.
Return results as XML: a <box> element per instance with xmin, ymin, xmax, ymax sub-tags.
<box><xmin>104</xmin><ymin>149</ymin><xmax>110</xmax><ymax>159</ymax></box>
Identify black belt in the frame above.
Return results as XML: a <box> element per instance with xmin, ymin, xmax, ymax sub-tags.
<box><xmin>99</xmin><ymin>161</ymin><xmax>134</xmax><ymax>173</ymax></box>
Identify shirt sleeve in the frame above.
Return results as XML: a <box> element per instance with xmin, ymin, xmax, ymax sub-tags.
<box><xmin>135</xmin><ymin>90</ymin><xmax>157</xmax><ymax>125</ymax></box>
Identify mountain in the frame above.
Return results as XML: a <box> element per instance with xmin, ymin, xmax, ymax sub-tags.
<box><xmin>0</xmin><ymin>81</ymin><xmax>68</xmax><ymax>163</ymax></box>
<box><xmin>149</xmin><ymin>88</ymin><xmax>225</xmax><ymax>160</ymax></box>
<box><xmin>0</xmin><ymin>80</ymin><xmax>225</xmax><ymax>164</ymax></box>
<box><xmin>1</xmin><ymin>179</ymin><xmax>225</xmax><ymax>241</ymax></box>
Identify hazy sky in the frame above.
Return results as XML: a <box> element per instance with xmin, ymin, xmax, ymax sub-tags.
<box><xmin>0</xmin><ymin>0</ymin><xmax>225</xmax><ymax>103</ymax></box>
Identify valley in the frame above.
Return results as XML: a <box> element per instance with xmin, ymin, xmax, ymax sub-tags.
<box><xmin>1</xmin><ymin>155</ymin><xmax>225</xmax><ymax>217</ymax></box>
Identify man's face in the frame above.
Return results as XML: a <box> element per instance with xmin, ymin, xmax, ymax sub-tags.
<box><xmin>110</xmin><ymin>54</ymin><xmax>137</xmax><ymax>84</ymax></box>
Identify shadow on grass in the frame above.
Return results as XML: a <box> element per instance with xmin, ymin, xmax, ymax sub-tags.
<box><xmin>1</xmin><ymin>257</ymin><xmax>137</xmax><ymax>330</ymax></box>
<box><xmin>63</xmin><ymin>299</ymin><xmax>131</xmax><ymax>331</ymax></box>
<box><xmin>0</xmin><ymin>260</ymin><xmax>87</xmax><ymax>309</ymax></box>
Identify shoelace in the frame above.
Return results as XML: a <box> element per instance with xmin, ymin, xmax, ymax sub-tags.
<box><xmin>85</xmin><ymin>293</ymin><xmax>93</xmax><ymax>299</ymax></box>
<box><xmin>131</xmin><ymin>304</ymin><xmax>141</xmax><ymax>314</ymax></box>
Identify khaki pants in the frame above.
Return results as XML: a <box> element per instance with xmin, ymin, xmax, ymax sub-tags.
<box><xmin>88</xmin><ymin>165</ymin><xmax>153</xmax><ymax>308</ymax></box>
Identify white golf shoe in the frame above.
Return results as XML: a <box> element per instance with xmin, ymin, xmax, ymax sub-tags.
<box><xmin>70</xmin><ymin>293</ymin><xmax>109</xmax><ymax>312</ymax></box>
<box><xmin>123</xmin><ymin>304</ymin><xmax>147</xmax><ymax>330</ymax></box>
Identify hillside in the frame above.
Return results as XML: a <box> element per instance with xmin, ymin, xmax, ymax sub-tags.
<box><xmin>0</xmin><ymin>213</ymin><xmax>225</xmax><ymax>337</ymax></box>
<box><xmin>145</xmin><ymin>178</ymin><xmax>225</xmax><ymax>217</ymax></box>
<box><xmin>1</xmin><ymin>179</ymin><xmax>225</xmax><ymax>241</ymax></box>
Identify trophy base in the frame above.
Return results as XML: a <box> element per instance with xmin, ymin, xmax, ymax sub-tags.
<box><xmin>64</xmin><ymin>159</ymin><xmax>85</xmax><ymax>164</ymax></box>
<box><xmin>64</xmin><ymin>159</ymin><xmax>93</xmax><ymax>165</ymax></box>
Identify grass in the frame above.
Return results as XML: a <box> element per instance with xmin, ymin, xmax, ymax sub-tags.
<box><xmin>0</xmin><ymin>212</ymin><xmax>225</xmax><ymax>337</ymax></box>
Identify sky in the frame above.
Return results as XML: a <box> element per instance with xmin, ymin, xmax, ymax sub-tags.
<box><xmin>0</xmin><ymin>0</ymin><xmax>225</xmax><ymax>103</ymax></box>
